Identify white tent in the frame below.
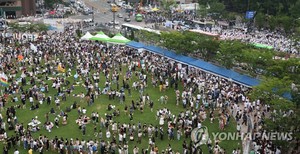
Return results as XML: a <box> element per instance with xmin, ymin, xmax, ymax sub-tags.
<box><xmin>80</xmin><ymin>32</ymin><xmax>93</xmax><ymax>40</ymax></box>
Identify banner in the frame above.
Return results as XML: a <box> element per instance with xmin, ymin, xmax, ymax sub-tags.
<box><xmin>0</xmin><ymin>73</ymin><xmax>8</xmax><ymax>86</ymax></box>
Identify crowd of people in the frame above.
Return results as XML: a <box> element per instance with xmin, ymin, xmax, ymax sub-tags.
<box><xmin>214</xmin><ymin>27</ymin><xmax>300</xmax><ymax>55</ymax></box>
<box><xmin>0</xmin><ymin>24</ymin><xmax>289</xmax><ymax>154</ymax></box>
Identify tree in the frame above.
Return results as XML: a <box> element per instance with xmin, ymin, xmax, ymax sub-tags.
<box><xmin>194</xmin><ymin>38</ymin><xmax>219</xmax><ymax>61</ymax></box>
<box><xmin>277</xmin><ymin>15</ymin><xmax>294</xmax><ymax>33</ymax></box>
<box><xmin>240</xmin><ymin>48</ymin><xmax>274</xmax><ymax>76</ymax></box>
<box><xmin>207</xmin><ymin>2</ymin><xmax>225</xmax><ymax>19</ymax></box>
<box><xmin>37</xmin><ymin>23</ymin><xmax>49</xmax><ymax>32</ymax></box>
<box><xmin>289</xmin><ymin>0</ymin><xmax>300</xmax><ymax>18</ymax></box>
<box><xmin>249</xmin><ymin>76</ymin><xmax>293</xmax><ymax>109</ymax></box>
<box><xmin>160</xmin><ymin>0</ymin><xmax>176</xmax><ymax>10</ymax></box>
<box><xmin>44</xmin><ymin>0</ymin><xmax>63</xmax><ymax>9</ymax></box>
<box><xmin>291</xmin><ymin>88</ymin><xmax>300</xmax><ymax>108</ymax></box>
<box><xmin>266</xmin><ymin>58</ymin><xmax>300</xmax><ymax>82</ymax></box>
<box><xmin>160</xmin><ymin>31</ymin><xmax>198</xmax><ymax>54</ymax></box>
<box><xmin>255</xmin><ymin>12</ymin><xmax>266</xmax><ymax>29</ymax></box>
<box><xmin>217</xmin><ymin>41</ymin><xmax>246</xmax><ymax>69</ymax></box>
<box><xmin>137</xmin><ymin>30</ymin><xmax>161</xmax><ymax>45</ymax></box>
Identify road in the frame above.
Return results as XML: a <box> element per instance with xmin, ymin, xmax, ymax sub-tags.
<box><xmin>69</xmin><ymin>0</ymin><xmax>149</xmax><ymax>27</ymax></box>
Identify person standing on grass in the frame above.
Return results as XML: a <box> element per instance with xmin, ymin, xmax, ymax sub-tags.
<box><xmin>129</xmin><ymin>113</ymin><xmax>133</xmax><ymax>121</ymax></box>
<box><xmin>13</xmin><ymin>149</ymin><xmax>19</xmax><ymax>154</ymax></box>
<box><xmin>106</xmin><ymin>129</ymin><xmax>111</xmax><ymax>139</ymax></box>
<box><xmin>55</xmin><ymin>97</ymin><xmax>60</xmax><ymax>110</ymax></box>
<box><xmin>177</xmin><ymin>129</ymin><xmax>182</xmax><ymax>141</ymax></box>
<box><xmin>2</xmin><ymin>146</ymin><xmax>8</xmax><ymax>154</ymax></box>
<box><xmin>137</xmin><ymin>131</ymin><xmax>142</xmax><ymax>144</ymax></box>
<box><xmin>237</xmin><ymin>123</ymin><xmax>241</xmax><ymax>134</ymax></box>
<box><xmin>133</xmin><ymin>146</ymin><xmax>139</xmax><ymax>154</ymax></box>
<box><xmin>160</xmin><ymin>127</ymin><xmax>164</xmax><ymax>140</ymax></box>
<box><xmin>82</xmin><ymin>124</ymin><xmax>86</xmax><ymax>136</ymax></box>
<box><xmin>54</xmin><ymin>117</ymin><xmax>59</xmax><ymax>128</ymax></box>
<box><xmin>28</xmin><ymin>148</ymin><xmax>33</xmax><ymax>154</ymax></box>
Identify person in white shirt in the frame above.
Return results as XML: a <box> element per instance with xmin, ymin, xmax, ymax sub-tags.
<box><xmin>106</xmin><ymin>130</ymin><xmax>111</xmax><ymax>139</ymax></box>
<box><xmin>13</xmin><ymin>149</ymin><xmax>19</xmax><ymax>154</ymax></box>
<box><xmin>82</xmin><ymin>108</ymin><xmax>87</xmax><ymax>115</ymax></box>
<box><xmin>133</xmin><ymin>146</ymin><xmax>139</xmax><ymax>154</ymax></box>
<box><xmin>237</xmin><ymin>123</ymin><xmax>241</xmax><ymax>133</ymax></box>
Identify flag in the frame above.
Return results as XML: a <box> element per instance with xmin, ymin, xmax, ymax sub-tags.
<box><xmin>0</xmin><ymin>73</ymin><xmax>8</xmax><ymax>86</ymax></box>
<box><xmin>57</xmin><ymin>64</ymin><xmax>65</xmax><ymax>73</ymax></box>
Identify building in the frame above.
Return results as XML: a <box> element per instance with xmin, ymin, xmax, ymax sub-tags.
<box><xmin>0</xmin><ymin>0</ymin><xmax>36</xmax><ymax>18</ymax></box>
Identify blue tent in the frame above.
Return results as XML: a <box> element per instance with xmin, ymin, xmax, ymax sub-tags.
<box><xmin>126</xmin><ymin>41</ymin><xmax>145</xmax><ymax>49</ymax></box>
<box><xmin>126</xmin><ymin>41</ymin><xmax>260</xmax><ymax>87</ymax></box>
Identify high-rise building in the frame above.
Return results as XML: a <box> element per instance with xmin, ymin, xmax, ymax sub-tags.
<box><xmin>21</xmin><ymin>0</ymin><xmax>36</xmax><ymax>16</ymax></box>
<box><xmin>0</xmin><ymin>0</ymin><xmax>36</xmax><ymax>18</ymax></box>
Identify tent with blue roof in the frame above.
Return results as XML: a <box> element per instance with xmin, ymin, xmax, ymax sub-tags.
<box><xmin>144</xmin><ymin>45</ymin><xmax>166</xmax><ymax>55</ymax></box>
<box><xmin>126</xmin><ymin>41</ymin><xmax>261</xmax><ymax>87</ymax></box>
<box><xmin>126</xmin><ymin>41</ymin><xmax>145</xmax><ymax>49</ymax></box>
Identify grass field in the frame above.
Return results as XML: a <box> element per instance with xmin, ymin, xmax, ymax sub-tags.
<box><xmin>0</xmin><ymin>60</ymin><xmax>242</xmax><ymax>153</ymax></box>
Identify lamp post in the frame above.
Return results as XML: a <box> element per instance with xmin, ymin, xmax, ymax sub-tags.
<box><xmin>111</xmin><ymin>0</ymin><xmax>118</xmax><ymax>29</ymax></box>
<box><xmin>92</xmin><ymin>6</ymin><xmax>94</xmax><ymax>24</ymax></box>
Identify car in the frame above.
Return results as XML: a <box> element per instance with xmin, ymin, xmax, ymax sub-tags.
<box><xmin>109</xmin><ymin>20</ymin><xmax>120</xmax><ymax>25</ymax></box>
<box><xmin>117</xmin><ymin>14</ymin><xmax>123</xmax><ymax>18</ymax></box>
<box><xmin>124</xmin><ymin>17</ymin><xmax>131</xmax><ymax>22</ymax></box>
<box><xmin>84</xmin><ymin>18</ymin><xmax>93</xmax><ymax>22</ymax></box>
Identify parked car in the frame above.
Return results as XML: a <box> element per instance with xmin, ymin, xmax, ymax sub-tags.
<box><xmin>117</xmin><ymin>14</ymin><xmax>123</xmax><ymax>18</ymax></box>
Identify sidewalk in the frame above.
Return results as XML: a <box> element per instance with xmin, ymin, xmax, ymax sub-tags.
<box><xmin>229</xmin><ymin>104</ymin><xmax>254</xmax><ymax>154</ymax></box>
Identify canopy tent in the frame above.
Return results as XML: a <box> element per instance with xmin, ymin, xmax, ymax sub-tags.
<box><xmin>80</xmin><ymin>32</ymin><xmax>94</xmax><ymax>40</ymax></box>
<box><xmin>252</xmin><ymin>43</ymin><xmax>273</xmax><ymax>49</ymax></box>
<box><xmin>107</xmin><ymin>33</ymin><xmax>130</xmax><ymax>44</ymax></box>
<box><xmin>90</xmin><ymin>31</ymin><xmax>110</xmax><ymax>42</ymax></box>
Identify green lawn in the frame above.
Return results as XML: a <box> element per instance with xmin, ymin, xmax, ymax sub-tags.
<box><xmin>0</xmin><ymin>60</ymin><xmax>241</xmax><ymax>153</ymax></box>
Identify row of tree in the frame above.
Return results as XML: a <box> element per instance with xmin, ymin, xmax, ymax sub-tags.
<box><xmin>8</xmin><ymin>22</ymin><xmax>48</xmax><ymax>33</ymax></box>
<box><xmin>137</xmin><ymin>30</ymin><xmax>300</xmax><ymax>82</ymax></box>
